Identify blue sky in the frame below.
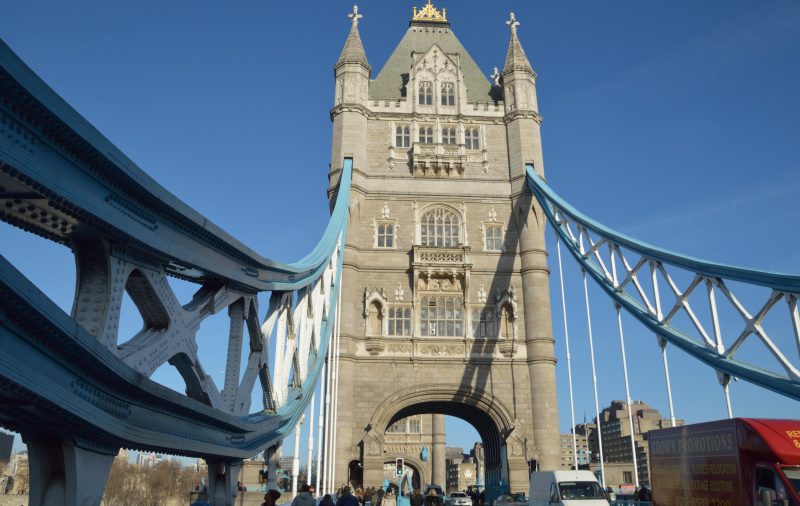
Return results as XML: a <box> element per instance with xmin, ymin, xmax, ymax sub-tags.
<box><xmin>1</xmin><ymin>0</ymin><xmax>799</xmax><ymax>458</ymax></box>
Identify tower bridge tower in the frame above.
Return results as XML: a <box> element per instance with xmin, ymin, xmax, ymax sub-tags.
<box><xmin>327</xmin><ymin>3</ymin><xmax>559</xmax><ymax>494</ymax></box>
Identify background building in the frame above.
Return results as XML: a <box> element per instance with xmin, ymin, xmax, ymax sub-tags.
<box><xmin>558</xmin><ymin>432</ymin><xmax>589</xmax><ymax>470</ymax></box>
<box><xmin>575</xmin><ymin>400</ymin><xmax>683</xmax><ymax>486</ymax></box>
<box><xmin>0</xmin><ymin>432</ymin><xmax>13</xmax><ymax>462</ymax></box>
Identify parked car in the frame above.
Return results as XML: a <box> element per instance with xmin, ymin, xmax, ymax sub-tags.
<box><xmin>447</xmin><ymin>492</ymin><xmax>471</xmax><ymax>506</ymax></box>
<box><xmin>492</xmin><ymin>492</ymin><xmax>527</xmax><ymax>506</ymax></box>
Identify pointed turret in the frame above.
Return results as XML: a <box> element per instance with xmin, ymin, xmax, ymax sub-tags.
<box><xmin>337</xmin><ymin>6</ymin><xmax>370</xmax><ymax>70</ymax></box>
<box><xmin>330</xmin><ymin>5</ymin><xmax>370</xmax><ymax>203</ymax></box>
<box><xmin>498</xmin><ymin>11</ymin><xmax>559</xmax><ymax>474</ymax></box>
<box><xmin>500</xmin><ymin>12</ymin><xmax>539</xmax><ymax>115</ymax></box>
<box><xmin>502</xmin><ymin>13</ymin><xmax>534</xmax><ymax>77</ymax></box>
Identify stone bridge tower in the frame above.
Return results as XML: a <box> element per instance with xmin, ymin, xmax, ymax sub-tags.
<box><xmin>327</xmin><ymin>3</ymin><xmax>559</xmax><ymax>494</ymax></box>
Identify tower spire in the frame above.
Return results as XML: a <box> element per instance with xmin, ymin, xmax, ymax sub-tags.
<box><xmin>502</xmin><ymin>12</ymin><xmax>533</xmax><ymax>76</ymax></box>
<box><xmin>337</xmin><ymin>5</ymin><xmax>370</xmax><ymax>69</ymax></box>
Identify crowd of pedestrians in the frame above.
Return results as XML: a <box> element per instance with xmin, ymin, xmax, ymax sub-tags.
<box><xmin>246</xmin><ymin>480</ymin><xmax>533</xmax><ymax>506</ymax></box>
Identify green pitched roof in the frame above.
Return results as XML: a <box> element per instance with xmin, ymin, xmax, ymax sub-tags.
<box><xmin>369</xmin><ymin>22</ymin><xmax>492</xmax><ymax>102</ymax></box>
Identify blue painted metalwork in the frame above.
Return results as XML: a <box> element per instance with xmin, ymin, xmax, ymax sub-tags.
<box><xmin>526</xmin><ymin>165</ymin><xmax>800</xmax><ymax>401</ymax></box>
<box><xmin>0</xmin><ymin>33</ymin><xmax>352</xmax><ymax>464</ymax></box>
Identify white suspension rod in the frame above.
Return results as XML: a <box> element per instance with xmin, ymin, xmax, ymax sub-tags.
<box><xmin>316</xmin><ymin>367</ymin><xmax>325</xmax><ymax>493</ymax></box>
<box><xmin>556</xmin><ymin>236</ymin><xmax>578</xmax><ymax>469</ymax></box>
<box><xmin>660</xmin><ymin>342</ymin><xmax>677</xmax><ymax>427</ymax></box>
<box><xmin>610</xmin><ymin>245</ymin><xmax>639</xmax><ymax>489</ymax></box>
<box><xmin>581</xmin><ymin>269</ymin><xmax>605</xmax><ymax>488</ymax></box>
<box><xmin>650</xmin><ymin>261</ymin><xmax>677</xmax><ymax>427</ymax></box>
<box><xmin>614</xmin><ymin>304</ymin><xmax>640</xmax><ymax>489</ymax></box>
<box><xmin>322</xmin><ymin>325</ymin><xmax>334</xmax><ymax>493</ymax></box>
<box><xmin>307</xmin><ymin>392</ymin><xmax>315</xmax><ymax>489</ymax></box>
<box><xmin>292</xmin><ymin>415</ymin><xmax>303</xmax><ymax>498</ymax></box>
<box><xmin>723</xmin><ymin>376</ymin><xmax>734</xmax><ymax>419</ymax></box>
<box><xmin>329</xmin><ymin>280</ymin><xmax>344</xmax><ymax>491</ymax></box>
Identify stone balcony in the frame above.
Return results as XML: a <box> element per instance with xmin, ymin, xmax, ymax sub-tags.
<box><xmin>411</xmin><ymin>142</ymin><xmax>467</xmax><ymax>177</ymax></box>
<box><xmin>412</xmin><ymin>245</ymin><xmax>471</xmax><ymax>270</ymax></box>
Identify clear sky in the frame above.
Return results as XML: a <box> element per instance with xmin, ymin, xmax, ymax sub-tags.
<box><xmin>1</xmin><ymin>0</ymin><xmax>799</xmax><ymax>458</ymax></box>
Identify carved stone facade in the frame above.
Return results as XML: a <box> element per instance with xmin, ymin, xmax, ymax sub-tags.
<box><xmin>327</xmin><ymin>4</ymin><xmax>559</xmax><ymax>495</ymax></box>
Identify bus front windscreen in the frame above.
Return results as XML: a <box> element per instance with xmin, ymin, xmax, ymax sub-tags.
<box><xmin>558</xmin><ymin>481</ymin><xmax>606</xmax><ymax>500</ymax></box>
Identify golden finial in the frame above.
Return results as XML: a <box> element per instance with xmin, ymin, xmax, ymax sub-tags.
<box><xmin>412</xmin><ymin>0</ymin><xmax>448</xmax><ymax>23</ymax></box>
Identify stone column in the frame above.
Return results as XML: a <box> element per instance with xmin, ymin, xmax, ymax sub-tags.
<box><xmin>432</xmin><ymin>414</ymin><xmax>446</xmax><ymax>486</ymax></box>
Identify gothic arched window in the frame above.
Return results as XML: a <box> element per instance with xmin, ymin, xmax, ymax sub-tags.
<box><xmin>419</xmin><ymin>126</ymin><xmax>434</xmax><ymax>144</ymax></box>
<box><xmin>471</xmin><ymin>307</ymin><xmax>495</xmax><ymax>338</ymax></box>
<box><xmin>441</xmin><ymin>127</ymin><xmax>456</xmax><ymax>145</ymax></box>
<box><xmin>395</xmin><ymin>125</ymin><xmax>410</xmax><ymax>148</ymax></box>
<box><xmin>441</xmin><ymin>82</ymin><xmax>455</xmax><ymax>106</ymax></box>
<box><xmin>420</xmin><ymin>295</ymin><xmax>464</xmax><ymax>336</ymax></box>
<box><xmin>420</xmin><ymin>208</ymin><xmax>460</xmax><ymax>247</ymax></box>
<box><xmin>419</xmin><ymin>81</ymin><xmax>433</xmax><ymax>105</ymax></box>
<box><xmin>465</xmin><ymin>127</ymin><xmax>480</xmax><ymax>150</ymax></box>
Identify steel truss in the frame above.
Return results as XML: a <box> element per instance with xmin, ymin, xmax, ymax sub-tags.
<box><xmin>0</xmin><ymin>38</ymin><xmax>350</xmax><ymax>504</ymax></box>
<box><xmin>527</xmin><ymin>165</ymin><xmax>800</xmax><ymax>403</ymax></box>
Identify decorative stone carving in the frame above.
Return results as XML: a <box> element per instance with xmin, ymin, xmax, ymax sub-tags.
<box><xmin>497</xmin><ymin>340</ymin><xmax>518</xmax><ymax>358</ymax></box>
<box><xmin>365</xmin><ymin>337</ymin><xmax>386</xmax><ymax>355</ymax></box>
<box><xmin>419</xmin><ymin>344</ymin><xmax>462</xmax><ymax>356</ymax></box>
<box><xmin>419</xmin><ymin>251</ymin><xmax>463</xmax><ymax>263</ymax></box>
<box><xmin>478</xmin><ymin>284</ymin><xmax>487</xmax><ymax>304</ymax></box>
<box><xmin>367</xmin><ymin>440</ymin><xmax>381</xmax><ymax>457</ymax></box>
<box><xmin>363</xmin><ymin>287</ymin><xmax>388</xmax><ymax>318</ymax></box>
<box><xmin>495</xmin><ymin>287</ymin><xmax>518</xmax><ymax>319</ymax></box>
<box><xmin>387</xmin><ymin>343</ymin><xmax>412</xmax><ymax>354</ymax></box>
<box><xmin>395</xmin><ymin>283</ymin><xmax>405</xmax><ymax>301</ymax></box>
<box><xmin>382</xmin><ymin>203</ymin><xmax>391</xmax><ymax>219</ymax></box>
<box><xmin>417</xmin><ymin>272</ymin><xmax>463</xmax><ymax>292</ymax></box>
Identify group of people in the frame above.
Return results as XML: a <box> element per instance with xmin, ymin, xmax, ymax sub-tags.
<box><xmin>604</xmin><ymin>484</ymin><xmax>652</xmax><ymax>501</ymax></box>
<box><xmin>259</xmin><ymin>484</ymin><xmax>448</xmax><ymax>506</ymax></box>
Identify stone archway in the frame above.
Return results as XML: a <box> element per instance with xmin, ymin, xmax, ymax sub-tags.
<box><xmin>359</xmin><ymin>384</ymin><xmax>530</xmax><ymax>498</ymax></box>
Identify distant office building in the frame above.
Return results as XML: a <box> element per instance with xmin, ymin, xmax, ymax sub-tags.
<box><xmin>0</xmin><ymin>432</ymin><xmax>13</xmax><ymax>462</ymax></box>
<box><xmin>558</xmin><ymin>432</ymin><xmax>590</xmax><ymax>470</ymax></box>
<box><xmin>592</xmin><ymin>400</ymin><xmax>683</xmax><ymax>486</ymax></box>
<box><xmin>136</xmin><ymin>452</ymin><xmax>164</xmax><ymax>468</ymax></box>
<box><xmin>469</xmin><ymin>443</ymin><xmax>485</xmax><ymax>491</ymax></box>
<box><xmin>445</xmin><ymin>449</ymin><xmax>477</xmax><ymax>493</ymax></box>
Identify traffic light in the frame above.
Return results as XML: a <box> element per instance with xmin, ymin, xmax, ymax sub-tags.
<box><xmin>396</xmin><ymin>457</ymin><xmax>404</xmax><ymax>476</ymax></box>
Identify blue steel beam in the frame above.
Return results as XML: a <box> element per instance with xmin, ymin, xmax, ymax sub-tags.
<box><xmin>0</xmin><ymin>32</ymin><xmax>353</xmax><ymax>461</ymax></box>
<box><xmin>526</xmin><ymin>165</ymin><xmax>800</xmax><ymax>401</ymax></box>
<box><xmin>0</xmin><ymin>159</ymin><xmax>349</xmax><ymax>458</ymax></box>
<box><xmin>0</xmin><ymin>38</ymin><xmax>338</xmax><ymax>293</ymax></box>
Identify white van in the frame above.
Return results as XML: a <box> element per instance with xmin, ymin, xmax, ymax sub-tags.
<box><xmin>528</xmin><ymin>471</ymin><xmax>609</xmax><ymax>505</ymax></box>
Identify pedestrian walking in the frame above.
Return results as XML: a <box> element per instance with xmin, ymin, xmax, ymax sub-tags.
<box><xmin>383</xmin><ymin>489</ymin><xmax>397</xmax><ymax>506</ymax></box>
<box><xmin>292</xmin><ymin>484</ymin><xmax>316</xmax><ymax>506</ymax></box>
<box><xmin>337</xmin><ymin>486</ymin><xmax>361</xmax><ymax>506</ymax></box>
<box><xmin>424</xmin><ymin>489</ymin><xmax>442</xmax><ymax>506</ymax></box>
<box><xmin>263</xmin><ymin>489</ymin><xmax>283</xmax><ymax>506</ymax></box>
<box><xmin>410</xmin><ymin>489</ymin><xmax>423</xmax><ymax>506</ymax></box>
